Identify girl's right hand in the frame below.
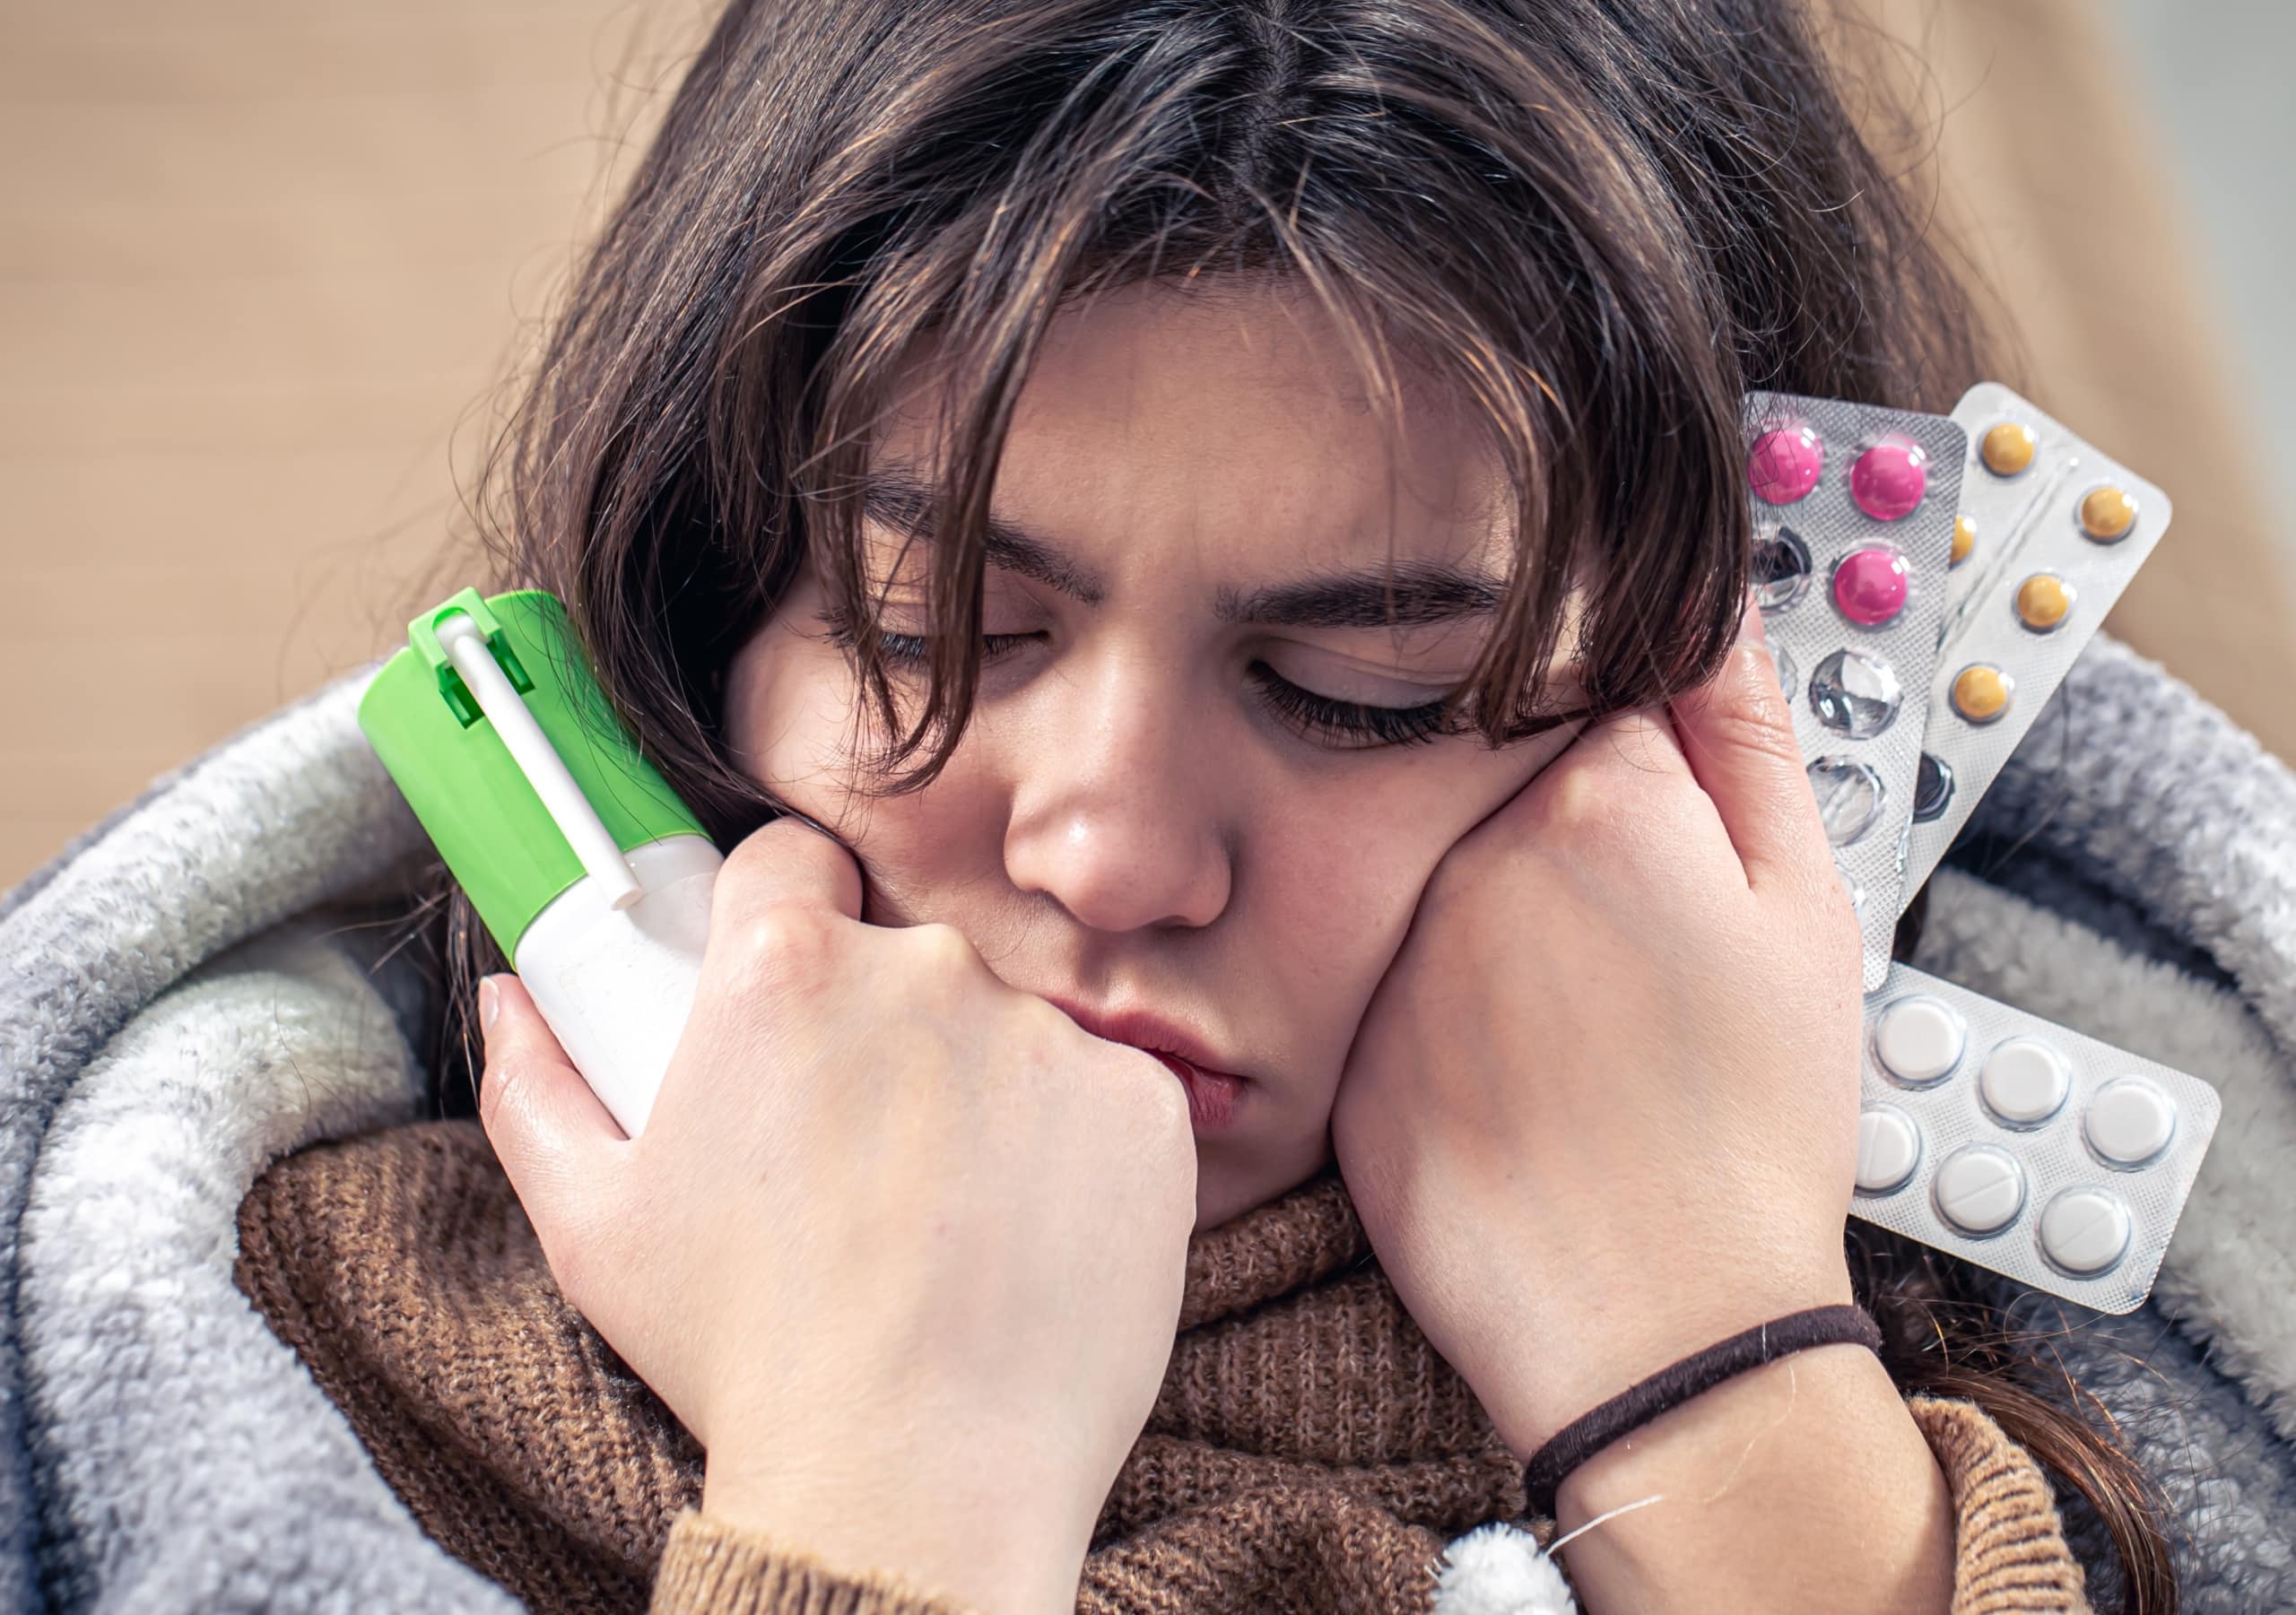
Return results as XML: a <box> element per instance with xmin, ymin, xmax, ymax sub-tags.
<box><xmin>477</xmin><ymin>820</ymin><xmax>1200</xmax><ymax>1615</ymax></box>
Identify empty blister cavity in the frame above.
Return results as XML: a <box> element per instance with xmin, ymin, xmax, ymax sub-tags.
<box><xmin>1912</xmin><ymin>752</ymin><xmax>1953</xmax><ymax>822</ymax></box>
<box><xmin>1808</xmin><ymin>756</ymin><xmax>1883</xmax><ymax>846</ymax></box>
<box><xmin>1771</xmin><ymin>642</ymin><xmax>1797</xmax><ymax>700</ymax></box>
<box><xmin>1752</xmin><ymin>526</ymin><xmax>1813</xmax><ymax>610</ymax></box>
<box><xmin>1850</xmin><ymin>438</ymin><xmax>1929</xmax><ymax>521</ymax></box>
<box><xmin>1749</xmin><ymin>421</ymin><xmax>1824</xmax><ymax>505</ymax></box>
<box><xmin>2015</xmin><ymin>572</ymin><xmax>2075</xmax><ymax>633</ymax></box>
<box><xmin>1832</xmin><ymin>546</ymin><xmax>1911</xmax><ymax>627</ymax></box>
<box><xmin>2085</xmin><ymin>1077</ymin><xmax>2177</xmax><ymax>1167</ymax></box>
<box><xmin>1980</xmin><ymin>1038</ymin><xmax>2071</xmax><ymax>1126</ymax></box>
<box><xmin>1874</xmin><ymin>995</ymin><xmax>1964</xmax><ymax>1085</ymax></box>
<box><xmin>1809</xmin><ymin>649</ymin><xmax>1902</xmax><ymax>738</ymax></box>
<box><xmin>2039</xmin><ymin>1188</ymin><xmax>2134</xmax><ymax>1276</ymax></box>
<box><xmin>1934</xmin><ymin>1144</ymin><xmax>2027</xmax><ymax>1236</ymax></box>
<box><xmin>1950</xmin><ymin>664</ymin><xmax>2013</xmax><ymax>725</ymax></box>
<box><xmin>1856</xmin><ymin>1105</ymin><xmax>1922</xmax><ymax>1195</ymax></box>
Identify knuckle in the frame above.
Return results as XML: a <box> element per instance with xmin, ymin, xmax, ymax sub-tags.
<box><xmin>718</xmin><ymin>819</ymin><xmax>800</xmax><ymax>887</ymax></box>
<box><xmin>746</xmin><ymin>900</ymin><xmax>835</xmax><ymax>960</ymax></box>
<box><xmin>905</xmin><ymin>920</ymin><xmax>980</xmax><ymax>977</ymax></box>
<box><xmin>720</xmin><ymin>817</ymin><xmax>857</xmax><ymax>902</ymax></box>
<box><xmin>1135</xmin><ymin>1057</ymin><xmax>1195</xmax><ymax>1138</ymax></box>
<box><xmin>720</xmin><ymin>900</ymin><xmax>839</xmax><ymax>994</ymax></box>
<box><xmin>539</xmin><ymin>1228</ymin><xmax>604</xmax><ymax>1317</ymax></box>
<box><xmin>1712</xmin><ymin>649</ymin><xmax>1801</xmax><ymax>754</ymax></box>
<box><xmin>1537</xmin><ymin>764</ymin><xmax>1613</xmax><ymax>832</ymax></box>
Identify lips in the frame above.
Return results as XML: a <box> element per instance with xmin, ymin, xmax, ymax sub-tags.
<box><xmin>1045</xmin><ymin>998</ymin><xmax>1248</xmax><ymax>1132</ymax></box>
<box><xmin>1147</xmin><ymin>1050</ymin><xmax>1243</xmax><ymax>1130</ymax></box>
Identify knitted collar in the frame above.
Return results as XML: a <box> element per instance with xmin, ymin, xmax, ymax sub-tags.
<box><xmin>236</xmin><ymin>1121</ymin><xmax>1527</xmax><ymax>1614</ymax></box>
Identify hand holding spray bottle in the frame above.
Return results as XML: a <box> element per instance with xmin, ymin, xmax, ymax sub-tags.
<box><xmin>359</xmin><ymin>587</ymin><xmax>719</xmax><ymax>1135</ymax></box>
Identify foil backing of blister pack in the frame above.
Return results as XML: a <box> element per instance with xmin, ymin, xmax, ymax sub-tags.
<box><xmin>1851</xmin><ymin>964</ymin><xmax>2219</xmax><ymax>1314</ymax></box>
<box><xmin>1898</xmin><ymin>384</ymin><xmax>2173</xmax><ymax>910</ymax></box>
<box><xmin>1742</xmin><ymin>392</ymin><xmax>1965</xmax><ymax>989</ymax></box>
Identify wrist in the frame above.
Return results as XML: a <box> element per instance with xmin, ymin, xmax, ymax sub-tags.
<box><xmin>703</xmin><ymin>1440</ymin><xmax>1085</xmax><ymax>1615</ymax></box>
<box><xmin>1481</xmin><ymin>1261</ymin><xmax>1857</xmax><ymax>1460</ymax></box>
<box><xmin>1550</xmin><ymin>1345</ymin><xmax>1955</xmax><ymax>1615</ymax></box>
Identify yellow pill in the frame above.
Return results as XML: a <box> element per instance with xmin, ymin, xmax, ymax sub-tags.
<box><xmin>2015</xmin><ymin>572</ymin><xmax>2074</xmax><ymax>631</ymax></box>
<box><xmin>2080</xmin><ymin>485</ymin><xmax>2137</xmax><ymax>542</ymax></box>
<box><xmin>1982</xmin><ymin>421</ymin><xmax>2038</xmax><ymax>477</ymax></box>
<box><xmin>1952</xmin><ymin>664</ymin><xmax>2013</xmax><ymax>725</ymax></box>
<box><xmin>1951</xmin><ymin>515</ymin><xmax>1976</xmax><ymax>567</ymax></box>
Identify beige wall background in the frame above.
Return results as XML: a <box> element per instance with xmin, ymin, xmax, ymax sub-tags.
<box><xmin>1</xmin><ymin>0</ymin><xmax>702</xmax><ymax>887</ymax></box>
<box><xmin>4</xmin><ymin>0</ymin><xmax>2292</xmax><ymax>891</ymax></box>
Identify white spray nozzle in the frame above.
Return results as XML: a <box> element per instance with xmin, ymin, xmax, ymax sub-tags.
<box><xmin>436</xmin><ymin>612</ymin><xmax>645</xmax><ymax>911</ymax></box>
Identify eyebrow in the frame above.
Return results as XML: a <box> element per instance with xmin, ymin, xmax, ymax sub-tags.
<box><xmin>862</xmin><ymin>472</ymin><xmax>1107</xmax><ymax>605</ymax></box>
<box><xmin>859</xmin><ymin>470</ymin><xmax>1506</xmax><ymax>630</ymax></box>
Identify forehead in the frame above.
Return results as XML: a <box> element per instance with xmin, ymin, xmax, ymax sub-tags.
<box><xmin>875</xmin><ymin>281</ymin><xmax>1513</xmax><ymax>579</ymax></box>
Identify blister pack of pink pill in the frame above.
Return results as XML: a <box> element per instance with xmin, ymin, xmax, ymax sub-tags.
<box><xmin>1850</xmin><ymin>964</ymin><xmax>2219</xmax><ymax>1314</ymax></box>
<box><xmin>1741</xmin><ymin>391</ymin><xmax>1967</xmax><ymax>989</ymax></box>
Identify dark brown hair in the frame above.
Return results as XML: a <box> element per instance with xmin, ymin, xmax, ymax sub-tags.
<box><xmin>413</xmin><ymin>1</ymin><xmax>2179</xmax><ymax>1606</ymax></box>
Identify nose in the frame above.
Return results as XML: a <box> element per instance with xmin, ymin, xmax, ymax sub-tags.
<box><xmin>1001</xmin><ymin>658</ymin><xmax>1234</xmax><ymax>933</ymax></box>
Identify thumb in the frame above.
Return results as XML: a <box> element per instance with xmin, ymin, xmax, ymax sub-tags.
<box><xmin>477</xmin><ymin>973</ymin><xmax>626</xmax><ymax>1237</ymax></box>
<box><xmin>1667</xmin><ymin>600</ymin><xmax>1828</xmax><ymax>883</ymax></box>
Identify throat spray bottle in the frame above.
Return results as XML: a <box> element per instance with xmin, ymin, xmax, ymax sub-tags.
<box><xmin>358</xmin><ymin>587</ymin><xmax>720</xmax><ymax>1135</ymax></box>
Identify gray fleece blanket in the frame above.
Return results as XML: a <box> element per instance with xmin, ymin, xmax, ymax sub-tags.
<box><xmin>4</xmin><ymin>638</ymin><xmax>2295</xmax><ymax>1612</ymax></box>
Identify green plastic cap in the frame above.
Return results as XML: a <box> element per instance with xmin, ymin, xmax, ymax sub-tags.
<box><xmin>357</xmin><ymin>587</ymin><xmax>709</xmax><ymax>957</ymax></box>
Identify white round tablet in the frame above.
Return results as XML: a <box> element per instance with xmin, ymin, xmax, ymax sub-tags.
<box><xmin>1932</xmin><ymin>1144</ymin><xmax>2026</xmax><ymax>1236</ymax></box>
<box><xmin>1873</xmin><ymin>995</ymin><xmax>1964</xmax><ymax>1085</ymax></box>
<box><xmin>2039</xmin><ymin>1187</ymin><xmax>2133</xmax><ymax>1276</ymax></box>
<box><xmin>2085</xmin><ymin>1077</ymin><xmax>2177</xmax><ymax>1167</ymax></box>
<box><xmin>1853</xmin><ymin>1104</ymin><xmax>1921</xmax><ymax>1194</ymax></box>
<box><xmin>1979</xmin><ymin>1038</ymin><xmax>2072</xmax><ymax>1126</ymax></box>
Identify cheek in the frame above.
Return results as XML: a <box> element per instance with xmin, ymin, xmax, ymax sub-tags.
<box><xmin>1245</xmin><ymin>736</ymin><xmax>1565</xmax><ymax>1035</ymax></box>
<box><xmin>723</xmin><ymin>584</ymin><xmax>862</xmax><ymax>811</ymax></box>
<box><xmin>722</xmin><ymin>585</ymin><xmax>1007</xmax><ymax>925</ymax></box>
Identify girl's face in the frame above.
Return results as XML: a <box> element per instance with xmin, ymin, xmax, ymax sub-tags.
<box><xmin>726</xmin><ymin>282</ymin><xmax>1573</xmax><ymax>1228</ymax></box>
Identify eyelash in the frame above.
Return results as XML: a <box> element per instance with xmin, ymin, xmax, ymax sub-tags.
<box><xmin>818</xmin><ymin>607</ymin><xmax>1457</xmax><ymax>750</ymax></box>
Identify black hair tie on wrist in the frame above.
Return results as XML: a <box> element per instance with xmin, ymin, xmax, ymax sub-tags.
<box><xmin>1521</xmin><ymin>1302</ymin><xmax>1883</xmax><ymax>1519</ymax></box>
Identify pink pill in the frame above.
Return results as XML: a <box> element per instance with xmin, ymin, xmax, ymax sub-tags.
<box><xmin>1849</xmin><ymin>438</ymin><xmax>1927</xmax><ymax>521</ymax></box>
<box><xmin>1833</xmin><ymin>546</ymin><xmax>1910</xmax><ymax>627</ymax></box>
<box><xmin>1748</xmin><ymin>422</ymin><xmax>1824</xmax><ymax>505</ymax></box>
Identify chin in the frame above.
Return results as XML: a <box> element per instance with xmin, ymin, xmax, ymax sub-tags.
<box><xmin>1194</xmin><ymin>1132</ymin><xmax>1335</xmax><ymax>1232</ymax></box>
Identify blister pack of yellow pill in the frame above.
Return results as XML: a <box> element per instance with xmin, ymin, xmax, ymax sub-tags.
<box><xmin>1899</xmin><ymin>382</ymin><xmax>2173</xmax><ymax>906</ymax></box>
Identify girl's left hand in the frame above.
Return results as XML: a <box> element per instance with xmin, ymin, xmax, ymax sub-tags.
<box><xmin>1330</xmin><ymin>607</ymin><xmax>1865</xmax><ymax>1459</ymax></box>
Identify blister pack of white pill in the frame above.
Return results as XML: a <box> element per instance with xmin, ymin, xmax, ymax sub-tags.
<box><xmin>1851</xmin><ymin>963</ymin><xmax>2220</xmax><ymax>1313</ymax></box>
<box><xmin>1741</xmin><ymin>392</ymin><xmax>1967</xmax><ymax>988</ymax></box>
<box><xmin>1899</xmin><ymin>384</ymin><xmax>2172</xmax><ymax>907</ymax></box>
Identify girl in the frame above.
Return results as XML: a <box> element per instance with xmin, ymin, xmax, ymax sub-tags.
<box><xmin>238</xmin><ymin>0</ymin><xmax>2177</xmax><ymax>1610</ymax></box>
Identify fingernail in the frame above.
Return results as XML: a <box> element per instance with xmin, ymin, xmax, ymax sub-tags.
<box><xmin>479</xmin><ymin>976</ymin><xmax>502</xmax><ymax>1035</ymax></box>
<box><xmin>1739</xmin><ymin>594</ymin><xmax>1769</xmax><ymax>646</ymax></box>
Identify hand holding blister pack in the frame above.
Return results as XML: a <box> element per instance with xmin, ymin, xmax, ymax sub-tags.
<box><xmin>1822</xmin><ymin>387</ymin><xmax>2215</xmax><ymax>1311</ymax></box>
<box><xmin>1740</xmin><ymin>391</ymin><xmax>1966</xmax><ymax>988</ymax></box>
<box><xmin>1899</xmin><ymin>383</ymin><xmax>2173</xmax><ymax>905</ymax></box>
<box><xmin>359</xmin><ymin>588</ymin><xmax>721</xmax><ymax>1136</ymax></box>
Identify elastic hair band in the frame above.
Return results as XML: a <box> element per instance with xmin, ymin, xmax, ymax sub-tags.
<box><xmin>1521</xmin><ymin>1302</ymin><xmax>1882</xmax><ymax>1518</ymax></box>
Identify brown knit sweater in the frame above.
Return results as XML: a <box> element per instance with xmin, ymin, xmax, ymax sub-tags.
<box><xmin>233</xmin><ymin>1122</ymin><xmax>2092</xmax><ymax>1614</ymax></box>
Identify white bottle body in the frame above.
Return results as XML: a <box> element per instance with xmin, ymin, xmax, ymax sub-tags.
<box><xmin>513</xmin><ymin>834</ymin><xmax>722</xmax><ymax>1136</ymax></box>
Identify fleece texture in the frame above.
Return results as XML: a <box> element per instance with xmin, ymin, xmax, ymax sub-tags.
<box><xmin>1</xmin><ymin>636</ymin><xmax>2293</xmax><ymax>1611</ymax></box>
